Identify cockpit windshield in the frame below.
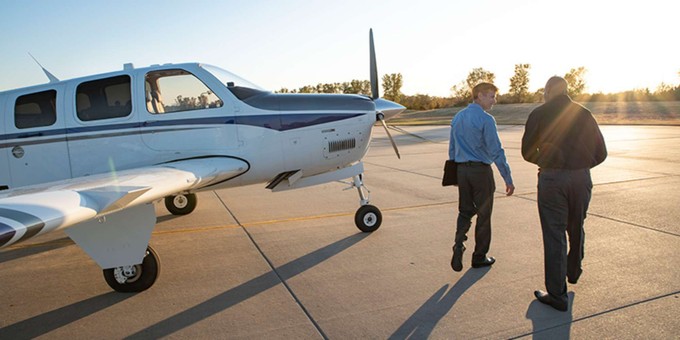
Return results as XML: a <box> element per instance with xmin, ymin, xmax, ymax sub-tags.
<box><xmin>200</xmin><ymin>64</ymin><xmax>266</xmax><ymax>91</ymax></box>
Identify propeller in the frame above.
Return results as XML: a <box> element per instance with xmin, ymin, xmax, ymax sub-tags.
<box><xmin>369</xmin><ymin>29</ymin><xmax>379</xmax><ymax>100</ymax></box>
<box><xmin>369</xmin><ymin>29</ymin><xmax>402</xmax><ymax>159</ymax></box>
<box><xmin>377</xmin><ymin>112</ymin><xmax>401</xmax><ymax>159</ymax></box>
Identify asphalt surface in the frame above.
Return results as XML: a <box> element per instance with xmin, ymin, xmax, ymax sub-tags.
<box><xmin>1</xmin><ymin>125</ymin><xmax>679</xmax><ymax>339</ymax></box>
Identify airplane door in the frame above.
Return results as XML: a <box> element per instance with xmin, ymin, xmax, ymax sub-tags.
<box><xmin>140</xmin><ymin>69</ymin><xmax>239</xmax><ymax>153</ymax></box>
<box><xmin>4</xmin><ymin>87</ymin><xmax>71</xmax><ymax>187</ymax></box>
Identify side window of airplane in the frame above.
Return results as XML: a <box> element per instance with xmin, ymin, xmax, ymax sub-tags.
<box><xmin>145</xmin><ymin>69</ymin><xmax>223</xmax><ymax>114</ymax></box>
<box><xmin>76</xmin><ymin>75</ymin><xmax>131</xmax><ymax>121</ymax></box>
<box><xmin>14</xmin><ymin>90</ymin><xmax>57</xmax><ymax>129</ymax></box>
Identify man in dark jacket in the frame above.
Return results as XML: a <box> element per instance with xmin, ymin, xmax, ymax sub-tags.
<box><xmin>521</xmin><ymin>76</ymin><xmax>607</xmax><ymax>311</ymax></box>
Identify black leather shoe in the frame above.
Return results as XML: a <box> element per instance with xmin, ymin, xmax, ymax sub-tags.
<box><xmin>471</xmin><ymin>256</ymin><xmax>495</xmax><ymax>268</ymax></box>
<box><xmin>534</xmin><ymin>290</ymin><xmax>568</xmax><ymax>312</ymax></box>
<box><xmin>451</xmin><ymin>245</ymin><xmax>465</xmax><ymax>272</ymax></box>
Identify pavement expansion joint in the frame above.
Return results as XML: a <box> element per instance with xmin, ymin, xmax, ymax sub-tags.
<box><xmin>212</xmin><ymin>191</ymin><xmax>329</xmax><ymax>340</ymax></box>
<box><xmin>509</xmin><ymin>290</ymin><xmax>680</xmax><ymax>339</ymax></box>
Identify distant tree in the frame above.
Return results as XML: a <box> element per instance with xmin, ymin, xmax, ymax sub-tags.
<box><xmin>450</xmin><ymin>81</ymin><xmax>470</xmax><ymax>106</ymax></box>
<box><xmin>508</xmin><ymin>64</ymin><xmax>531</xmax><ymax>103</ymax></box>
<box><xmin>382</xmin><ymin>73</ymin><xmax>403</xmax><ymax>102</ymax></box>
<box><xmin>564</xmin><ymin>67</ymin><xmax>587</xmax><ymax>97</ymax></box>
<box><xmin>343</xmin><ymin>79</ymin><xmax>371</xmax><ymax>95</ymax></box>
<box><xmin>466</xmin><ymin>67</ymin><xmax>496</xmax><ymax>90</ymax></box>
<box><xmin>320</xmin><ymin>83</ymin><xmax>339</xmax><ymax>93</ymax></box>
<box><xmin>531</xmin><ymin>88</ymin><xmax>545</xmax><ymax>103</ymax></box>
<box><xmin>298</xmin><ymin>85</ymin><xmax>316</xmax><ymax>93</ymax></box>
<box><xmin>400</xmin><ymin>94</ymin><xmax>453</xmax><ymax>110</ymax></box>
<box><xmin>450</xmin><ymin>67</ymin><xmax>496</xmax><ymax>106</ymax></box>
<box><xmin>652</xmin><ymin>82</ymin><xmax>680</xmax><ymax>101</ymax></box>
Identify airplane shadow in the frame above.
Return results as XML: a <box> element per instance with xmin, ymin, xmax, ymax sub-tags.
<box><xmin>0</xmin><ymin>236</ymin><xmax>74</xmax><ymax>264</ymax></box>
<box><xmin>125</xmin><ymin>232</ymin><xmax>369</xmax><ymax>339</ymax></box>
<box><xmin>388</xmin><ymin>267</ymin><xmax>490</xmax><ymax>339</ymax></box>
<box><xmin>523</xmin><ymin>292</ymin><xmax>574</xmax><ymax>339</ymax></box>
<box><xmin>155</xmin><ymin>214</ymin><xmax>180</xmax><ymax>223</ymax></box>
<box><xmin>0</xmin><ymin>292</ymin><xmax>133</xmax><ymax>339</ymax></box>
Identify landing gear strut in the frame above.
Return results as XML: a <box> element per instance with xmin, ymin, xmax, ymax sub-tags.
<box><xmin>103</xmin><ymin>246</ymin><xmax>160</xmax><ymax>292</ymax></box>
<box><xmin>351</xmin><ymin>174</ymin><xmax>382</xmax><ymax>232</ymax></box>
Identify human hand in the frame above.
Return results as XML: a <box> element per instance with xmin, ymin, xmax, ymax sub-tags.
<box><xmin>506</xmin><ymin>184</ymin><xmax>515</xmax><ymax>196</ymax></box>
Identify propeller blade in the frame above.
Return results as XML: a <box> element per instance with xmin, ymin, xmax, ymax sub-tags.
<box><xmin>369</xmin><ymin>29</ymin><xmax>379</xmax><ymax>100</ymax></box>
<box><xmin>378</xmin><ymin>114</ymin><xmax>400</xmax><ymax>159</ymax></box>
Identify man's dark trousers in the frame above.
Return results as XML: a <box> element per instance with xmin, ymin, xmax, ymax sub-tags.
<box><xmin>537</xmin><ymin>168</ymin><xmax>592</xmax><ymax>304</ymax></box>
<box><xmin>455</xmin><ymin>163</ymin><xmax>495</xmax><ymax>261</ymax></box>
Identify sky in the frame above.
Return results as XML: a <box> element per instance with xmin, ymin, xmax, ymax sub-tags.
<box><xmin>1</xmin><ymin>0</ymin><xmax>678</xmax><ymax>97</ymax></box>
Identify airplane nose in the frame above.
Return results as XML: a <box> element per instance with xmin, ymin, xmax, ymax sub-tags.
<box><xmin>373</xmin><ymin>98</ymin><xmax>406</xmax><ymax>120</ymax></box>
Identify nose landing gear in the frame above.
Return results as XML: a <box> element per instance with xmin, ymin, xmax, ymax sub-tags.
<box><xmin>350</xmin><ymin>174</ymin><xmax>382</xmax><ymax>232</ymax></box>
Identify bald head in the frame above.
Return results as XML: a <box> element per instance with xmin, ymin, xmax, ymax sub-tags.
<box><xmin>544</xmin><ymin>76</ymin><xmax>568</xmax><ymax>102</ymax></box>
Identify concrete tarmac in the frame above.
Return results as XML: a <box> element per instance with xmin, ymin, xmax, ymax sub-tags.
<box><xmin>1</xmin><ymin>125</ymin><xmax>679</xmax><ymax>339</ymax></box>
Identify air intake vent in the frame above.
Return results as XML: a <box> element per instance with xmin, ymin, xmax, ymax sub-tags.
<box><xmin>328</xmin><ymin>138</ymin><xmax>356</xmax><ymax>153</ymax></box>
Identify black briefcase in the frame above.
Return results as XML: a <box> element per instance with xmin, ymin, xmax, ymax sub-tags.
<box><xmin>442</xmin><ymin>160</ymin><xmax>458</xmax><ymax>186</ymax></box>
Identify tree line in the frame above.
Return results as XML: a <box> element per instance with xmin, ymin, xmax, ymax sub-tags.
<box><xmin>276</xmin><ymin>66</ymin><xmax>680</xmax><ymax>110</ymax></box>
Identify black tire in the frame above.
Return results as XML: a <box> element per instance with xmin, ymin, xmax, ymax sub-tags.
<box><xmin>103</xmin><ymin>246</ymin><xmax>160</xmax><ymax>293</ymax></box>
<box><xmin>355</xmin><ymin>205</ymin><xmax>382</xmax><ymax>232</ymax></box>
<box><xmin>165</xmin><ymin>193</ymin><xmax>197</xmax><ymax>215</ymax></box>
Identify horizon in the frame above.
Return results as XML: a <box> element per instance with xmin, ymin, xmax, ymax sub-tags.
<box><xmin>1</xmin><ymin>1</ymin><xmax>678</xmax><ymax>97</ymax></box>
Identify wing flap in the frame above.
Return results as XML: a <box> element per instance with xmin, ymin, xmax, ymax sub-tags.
<box><xmin>78</xmin><ymin>186</ymin><xmax>152</xmax><ymax>215</ymax></box>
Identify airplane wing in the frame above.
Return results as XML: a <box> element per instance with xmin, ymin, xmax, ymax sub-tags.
<box><xmin>0</xmin><ymin>157</ymin><xmax>247</xmax><ymax>267</ymax></box>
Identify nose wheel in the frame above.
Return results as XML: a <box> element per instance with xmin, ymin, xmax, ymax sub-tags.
<box><xmin>350</xmin><ymin>174</ymin><xmax>382</xmax><ymax>232</ymax></box>
<box><xmin>355</xmin><ymin>204</ymin><xmax>382</xmax><ymax>232</ymax></box>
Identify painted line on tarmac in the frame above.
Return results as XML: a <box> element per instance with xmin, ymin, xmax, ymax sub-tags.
<box><xmin>153</xmin><ymin>224</ymin><xmax>241</xmax><ymax>235</ymax></box>
<box><xmin>2</xmin><ymin>198</ymin><xmax>512</xmax><ymax>251</ymax></box>
<box><xmin>240</xmin><ymin>200</ymin><xmax>460</xmax><ymax>228</ymax></box>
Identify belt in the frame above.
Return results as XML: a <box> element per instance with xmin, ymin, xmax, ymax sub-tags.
<box><xmin>457</xmin><ymin>161</ymin><xmax>489</xmax><ymax>166</ymax></box>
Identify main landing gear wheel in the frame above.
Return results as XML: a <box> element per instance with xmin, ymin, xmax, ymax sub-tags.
<box><xmin>165</xmin><ymin>193</ymin><xmax>197</xmax><ymax>215</ymax></box>
<box><xmin>355</xmin><ymin>204</ymin><xmax>382</xmax><ymax>232</ymax></box>
<box><xmin>103</xmin><ymin>246</ymin><xmax>160</xmax><ymax>293</ymax></box>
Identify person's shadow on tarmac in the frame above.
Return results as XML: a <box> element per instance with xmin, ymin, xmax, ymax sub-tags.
<box><xmin>388</xmin><ymin>267</ymin><xmax>490</xmax><ymax>339</ymax></box>
<box><xmin>523</xmin><ymin>292</ymin><xmax>574</xmax><ymax>339</ymax></box>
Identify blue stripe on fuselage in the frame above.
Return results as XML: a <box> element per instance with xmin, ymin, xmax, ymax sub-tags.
<box><xmin>0</xmin><ymin>113</ymin><xmax>365</xmax><ymax>147</ymax></box>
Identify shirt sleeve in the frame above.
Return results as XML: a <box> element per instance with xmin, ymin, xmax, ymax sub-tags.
<box><xmin>483</xmin><ymin>117</ymin><xmax>513</xmax><ymax>185</ymax></box>
<box><xmin>521</xmin><ymin>112</ymin><xmax>540</xmax><ymax>165</ymax></box>
<box><xmin>584</xmin><ymin>112</ymin><xmax>608</xmax><ymax>167</ymax></box>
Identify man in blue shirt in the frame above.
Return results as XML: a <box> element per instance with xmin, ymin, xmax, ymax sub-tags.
<box><xmin>449</xmin><ymin>82</ymin><xmax>515</xmax><ymax>272</ymax></box>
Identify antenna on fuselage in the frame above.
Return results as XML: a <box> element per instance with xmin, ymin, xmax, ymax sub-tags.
<box><xmin>28</xmin><ymin>53</ymin><xmax>60</xmax><ymax>83</ymax></box>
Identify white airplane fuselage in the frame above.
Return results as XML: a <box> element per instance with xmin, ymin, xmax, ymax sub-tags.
<box><xmin>0</xmin><ymin>29</ymin><xmax>404</xmax><ymax>293</ymax></box>
<box><xmin>0</xmin><ymin>62</ymin><xmax>381</xmax><ymax>192</ymax></box>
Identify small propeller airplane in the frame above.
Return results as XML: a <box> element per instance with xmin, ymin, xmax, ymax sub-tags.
<box><xmin>0</xmin><ymin>30</ymin><xmax>405</xmax><ymax>292</ymax></box>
